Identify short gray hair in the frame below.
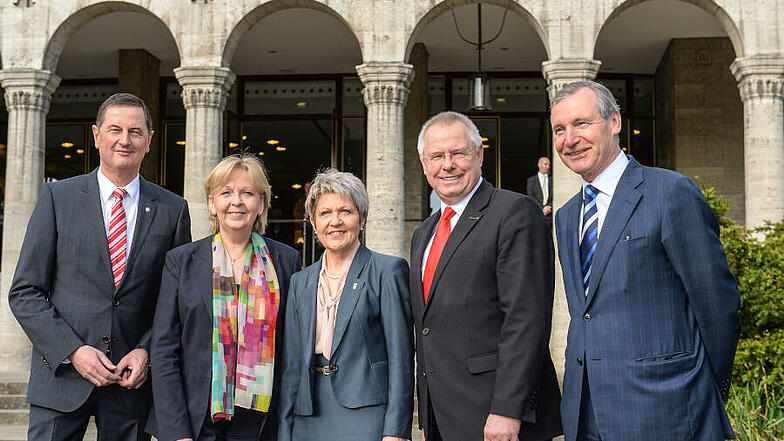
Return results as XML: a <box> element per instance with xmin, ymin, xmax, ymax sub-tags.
<box><xmin>305</xmin><ymin>168</ymin><xmax>369</xmax><ymax>223</ymax></box>
<box><xmin>96</xmin><ymin>92</ymin><xmax>153</xmax><ymax>132</ymax></box>
<box><xmin>416</xmin><ymin>111</ymin><xmax>482</xmax><ymax>156</ymax></box>
<box><xmin>550</xmin><ymin>80</ymin><xmax>620</xmax><ymax>120</ymax></box>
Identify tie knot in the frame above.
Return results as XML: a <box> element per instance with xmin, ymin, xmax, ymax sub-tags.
<box><xmin>113</xmin><ymin>188</ymin><xmax>127</xmax><ymax>200</ymax></box>
<box><xmin>441</xmin><ymin>207</ymin><xmax>456</xmax><ymax>221</ymax></box>
<box><xmin>583</xmin><ymin>185</ymin><xmax>598</xmax><ymax>203</ymax></box>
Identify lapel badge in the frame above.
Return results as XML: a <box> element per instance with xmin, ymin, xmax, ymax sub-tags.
<box><xmin>352</xmin><ymin>282</ymin><xmax>357</xmax><ymax>290</ymax></box>
<box><xmin>469</xmin><ymin>216</ymin><xmax>480</xmax><ymax>220</ymax></box>
<box><xmin>145</xmin><ymin>206</ymin><xmax>150</xmax><ymax>212</ymax></box>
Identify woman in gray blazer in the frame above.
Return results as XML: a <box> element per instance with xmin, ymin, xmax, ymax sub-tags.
<box><xmin>278</xmin><ymin>169</ymin><xmax>414</xmax><ymax>441</ymax></box>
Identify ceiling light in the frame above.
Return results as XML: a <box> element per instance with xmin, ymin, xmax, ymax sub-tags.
<box><xmin>495</xmin><ymin>97</ymin><xmax>507</xmax><ymax>103</ymax></box>
<box><xmin>176</xmin><ymin>141</ymin><xmax>186</xmax><ymax>146</ymax></box>
<box><xmin>61</xmin><ymin>142</ymin><xmax>73</xmax><ymax>148</ymax></box>
<box><xmin>228</xmin><ymin>142</ymin><xmax>239</xmax><ymax>148</ymax></box>
<box><xmin>633</xmin><ymin>129</ymin><xmax>641</xmax><ymax>135</ymax></box>
<box><xmin>296</xmin><ymin>102</ymin><xmax>307</xmax><ymax>108</ymax></box>
<box><xmin>242</xmin><ymin>135</ymin><xmax>248</xmax><ymax>141</ymax></box>
<box><xmin>257</xmin><ymin>152</ymin><xmax>264</xmax><ymax>156</ymax></box>
<box><xmin>482</xmin><ymin>144</ymin><xmax>490</xmax><ymax>149</ymax></box>
<box><xmin>64</xmin><ymin>154</ymin><xmax>72</xmax><ymax>159</ymax></box>
<box><xmin>481</xmin><ymin>137</ymin><xmax>488</xmax><ymax>142</ymax></box>
<box><xmin>267</xmin><ymin>139</ymin><xmax>279</xmax><ymax>145</ymax></box>
<box><xmin>76</xmin><ymin>149</ymin><xmax>84</xmax><ymax>154</ymax></box>
<box><xmin>291</xmin><ymin>184</ymin><xmax>302</xmax><ymax>189</ymax></box>
<box><xmin>276</xmin><ymin>146</ymin><xmax>287</xmax><ymax>152</ymax></box>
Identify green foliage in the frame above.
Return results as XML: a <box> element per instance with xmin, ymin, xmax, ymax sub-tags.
<box><xmin>726</xmin><ymin>376</ymin><xmax>784</xmax><ymax>441</ymax></box>
<box><xmin>698</xmin><ymin>180</ymin><xmax>784</xmax><ymax>395</ymax></box>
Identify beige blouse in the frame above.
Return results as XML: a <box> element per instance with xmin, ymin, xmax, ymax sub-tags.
<box><xmin>314</xmin><ymin>242</ymin><xmax>360</xmax><ymax>360</ymax></box>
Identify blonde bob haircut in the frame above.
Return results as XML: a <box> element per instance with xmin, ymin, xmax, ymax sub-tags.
<box><xmin>204</xmin><ymin>154</ymin><xmax>272</xmax><ymax>235</ymax></box>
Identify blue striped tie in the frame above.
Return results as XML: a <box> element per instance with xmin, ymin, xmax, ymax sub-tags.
<box><xmin>580</xmin><ymin>185</ymin><xmax>599</xmax><ymax>297</ymax></box>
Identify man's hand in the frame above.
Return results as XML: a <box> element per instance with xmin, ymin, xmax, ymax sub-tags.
<box><xmin>69</xmin><ymin>345</ymin><xmax>120</xmax><ymax>387</ymax></box>
<box><xmin>483</xmin><ymin>413</ymin><xmax>521</xmax><ymax>441</ymax></box>
<box><xmin>115</xmin><ymin>348</ymin><xmax>149</xmax><ymax>389</ymax></box>
<box><xmin>543</xmin><ymin>205</ymin><xmax>552</xmax><ymax>216</ymax></box>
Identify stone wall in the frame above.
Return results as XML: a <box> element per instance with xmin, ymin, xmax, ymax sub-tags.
<box><xmin>656</xmin><ymin>38</ymin><xmax>745</xmax><ymax>223</ymax></box>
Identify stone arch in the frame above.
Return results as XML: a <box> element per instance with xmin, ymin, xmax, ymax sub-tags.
<box><xmin>222</xmin><ymin>0</ymin><xmax>362</xmax><ymax>68</ymax></box>
<box><xmin>42</xmin><ymin>1</ymin><xmax>181</xmax><ymax>73</ymax></box>
<box><xmin>405</xmin><ymin>0</ymin><xmax>549</xmax><ymax>63</ymax></box>
<box><xmin>596</xmin><ymin>0</ymin><xmax>743</xmax><ymax>58</ymax></box>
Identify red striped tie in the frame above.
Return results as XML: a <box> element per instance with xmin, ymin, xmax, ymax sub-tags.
<box><xmin>422</xmin><ymin>207</ymin><xmax>455</xmax><ymax>303</ymax></box>
<box><xmin>108</xmin><ymin>188</ymin><xmax>128</xmax><ymax>290</ymax></box>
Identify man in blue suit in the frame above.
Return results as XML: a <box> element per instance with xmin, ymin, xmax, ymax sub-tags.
<box><xmin>550</xmin><ymin>80</ymin><xmax>741</xmax><ymax>441</ymax></box>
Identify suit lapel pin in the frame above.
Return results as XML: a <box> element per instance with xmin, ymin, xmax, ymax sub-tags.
<box><xmin>624</xmin><ymin>234</ymin><xmax>630</xmax><ymax>241</ymax></box>
<box><xmin>145</xmin><ymin>206</ymin><xmax>150</xmax><ymax>212</ymax></box>
<box><xmin>352</xmin><ymin>282</ymin><xmax>357</xmax><ymax>290</ymax></box>
<box><xmin>469</xmin><ymin>216</ymin><xmax>480</xmax><ymax>220</ymax></box>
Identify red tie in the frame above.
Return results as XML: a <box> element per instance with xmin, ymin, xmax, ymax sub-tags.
<box><xmin>423</xmin><ymin>207</ymin><xmax>456</xmax><ymax>303</ymax></box>
<box><xmin>108</xmin><ymin>188</ymin><xmax>128</xmax><ymax>290</ymax></box>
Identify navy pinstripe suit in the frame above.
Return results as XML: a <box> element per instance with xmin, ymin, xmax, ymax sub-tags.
<box><xmin>555</xmin><ymin>156</ymin><xmax>741</xmax><ymax>441</ymax></box>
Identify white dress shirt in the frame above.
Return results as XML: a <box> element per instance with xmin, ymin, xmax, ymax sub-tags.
<box><xmin>579</xmin><ymin>152</ymin><xmax>629</xmax><ymax>241</ymax></box>
<box><xmin>421</xmin><ymin>177</ymin><xmax>484</xmax><ymax>278</ymax></box>
<box><xmin>538</xmin><ymin>172</ymin><xmax>549</xmax><ymax>204</ymax></box>
<box><xmin>97</xmin><ymin>168</ymin><xmax>141</xmax><ymax>252</ymax></box>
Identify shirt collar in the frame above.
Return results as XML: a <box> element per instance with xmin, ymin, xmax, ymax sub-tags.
<box><xmin>582</xmin><ymin>152</ymin><xmax>629</xmax><ymax>199</ymax></box>
<box><xmin>97</xmin><ymin>167</ymin><xmax>140</xmax><ymax>203</ymax></box>
<box><xmin>538</xmin><ymin>172</ymin><xmax>548</xmax><ymax>179</ymax></box>
<box><xmin>440</xmin><ymin>176</ymin><xmax>483</xmax><ymax>217</ymax></box>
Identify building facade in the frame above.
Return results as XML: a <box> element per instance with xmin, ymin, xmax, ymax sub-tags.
<box><xmin>0</xmin><ymin>0</ymin><xmax>782</xmax><ymax>393</ymax></box>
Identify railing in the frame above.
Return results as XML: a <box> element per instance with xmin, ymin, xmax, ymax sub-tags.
<box><xmin>266</xmin><ymin>218</ymin><xmax>321</xmax><ymax>268</ymax></box>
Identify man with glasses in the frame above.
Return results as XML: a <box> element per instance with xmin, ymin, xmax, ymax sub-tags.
<box><xmin>409</xmin><ymin>111</ymin><xmax>562</xmax><ymax>441</ymax></box>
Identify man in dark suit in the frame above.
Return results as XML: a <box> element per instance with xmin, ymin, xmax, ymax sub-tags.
<box><xmin>551</xmin><ymin>80</ymin><xmax>741</xmax><ymax>441</ymax></box>
<box><xmin>9</xmin><ymin>93</ymin><xmax>191</xmax><ymax>441</ymax></box>
<box><xmin>410</xmin><ymin>111</ymin><xmax>562</xmax><ymax>441</ymax></box>
<box><xmin>526</xmin><ymin>157</ymin><xmax>553</xmax><ymax>224</ymax></box>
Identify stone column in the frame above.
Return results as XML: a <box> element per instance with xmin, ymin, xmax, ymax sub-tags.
<box><xmin>404</xmin><ymin>43</ymin><xmax>430</xmax><ymax>258</ymax></box>
<box><xmin>173</xmin><ymin>66</ymin><xmax>235</xmax><ymax>239</ymax></box>
<box><xmin>0</xmin><ymin>68</ymin><xmax>60</xmax><ymax>377</ymax></box>
<box><xmin>730</xmin><ymin>56</ymin><xmax>784</xmax><ymax>229</ymax></box>
<box><xmin>541</xmin><ymin>58</ymin><xmax>600</xmax><ymax>384</ymax></box>
<box><xmin>357</xmin><ymin>62</ymin><xmax>414</xmax><ymax>258</ymax></box>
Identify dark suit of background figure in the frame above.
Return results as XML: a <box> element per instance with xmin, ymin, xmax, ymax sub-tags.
<box><xmin>527</xmin><ymin>173</ymin><xmax>552</xmax><ymax>223</ymax></box>
<box><xmin>9</xmin><ymin>169</ymin><xmax>191</xmax><ymax>436</ymax></box>
<box><xmin>410</xmin><ymin>180</ymin><xmax>562</xmax><ymax>441</ymax></box>
<box><xmin>278</xmin><ymin>244</ymin><xmax>414</xmax><ymax>440</ymax></box>
<box><xmin>148</xmin><ymin>235</ymin><xmax>301</xmax><ymax>441</ymax></box>
<box><xmin>556</xmin><ymin>156</ymin><xmax>741</xmax><ymax>441</ymax></box>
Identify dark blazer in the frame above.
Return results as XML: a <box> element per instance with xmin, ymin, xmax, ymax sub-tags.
<box><xmin>278</xmin><ymin>244</ymin><xmax>414</xmax><ymax>440</ymax></box>
<box><xmin>526</xmin><ymin>173</ymin><xmax>552</xmax><ymax>208</ymax></box>
<box><xmin>555</xmin><ymin>156</ymin><xmax>741</xmax><ymax>441</ymax></box>
<box><xmin>409</xmin><ymin>180</ymin><xmax>562</xmax><ymax>441</ymax></box>
<box><xmin>8</xmin><ymin>169</ymin><xmax>191</xmax><ymax>415</ymax></box>
<box><xmin>148</xmin><ymin>235</ymin><xmax>301</xmax><ymax>441</ymax></box>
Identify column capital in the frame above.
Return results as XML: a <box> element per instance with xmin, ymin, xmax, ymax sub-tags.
<box><xmin>174</xmin><ymin>66</ymin><xmax>236</xmax><ymax>110</ymax></box>
<box><xmin>730</xmin><ymin>56</ymin><xmax>784</xmax><ymax>101</ymax></box>
<box><xmin>541</xmin><ymin>59</ymin><xmax>601</xmax><ymax>99</ymax></box>
<box><xmin>356</xmin><ymin>62</ymin><xmax>414</xmax><ymax>106</ymax></box>
<box><xmin>0</xmin><ymin>68</ymin><xmax>61</xmax><ymax>113</ymax></box>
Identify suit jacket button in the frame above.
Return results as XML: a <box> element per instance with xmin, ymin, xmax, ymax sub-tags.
<box><xmin>422</xmin><ymin>328</ymin><xmax>430</xmax><ymax>336</ymax></box>
<box><xmin>577</xmin><ymin>356</ymin><xmax>583</xmax><ymax>365</ymax></box>
<box><xmin>102</xmin><ymin>336</ymin><xmax>111</xmax><ymax>344</ymax></box>
<box><xmin>113</xmin><ymin>300</ymin><xmax>120</xmax><ymax>307</ymax></box>
<box><xmin>583</xmin><ymin>313</ymin><xmax>591</xmax><ymax>321</ymax></box>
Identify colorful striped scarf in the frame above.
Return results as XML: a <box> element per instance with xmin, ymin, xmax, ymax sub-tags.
<box><xmin>210</xmin><ymin>232</ymin><xmax>280</xmax><ymax>420</ymax></box>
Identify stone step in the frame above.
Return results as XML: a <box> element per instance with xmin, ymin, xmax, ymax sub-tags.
<box><xmin>0</xmin><ymin>384</ymin><xmax>26</xmax><ymax>396</ymax></box>
<box><xmin>0</xmin><ymin>410</ymin><xmax>27</xmax><ymax>425</ymax></box>
<box><xmin>0</xmin><ymin>424</ymin><xmax>99</xmax><ymax>441</ymax></box>
<box><xmin>0</xmin><ymin>396</ymin><xmax>26</xmax><ymax>410</ymax></box>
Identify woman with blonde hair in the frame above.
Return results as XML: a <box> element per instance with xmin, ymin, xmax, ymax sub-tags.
<box><xmin>149</xmin><ymin>154</ymin><xmax>301</xmax><ymax>441</ymax></box>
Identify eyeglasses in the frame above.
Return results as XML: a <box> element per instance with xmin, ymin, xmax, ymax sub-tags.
<box><xmin>423</xmin><ymin>147</ymin><xmax>476</xmax><ymax>165</ymax></box>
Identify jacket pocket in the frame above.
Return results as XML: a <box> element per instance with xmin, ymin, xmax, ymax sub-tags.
<box><xmin>465</xmin><ymin>351</ymin><xmax>498</xmax><ymax>374</ymax></box>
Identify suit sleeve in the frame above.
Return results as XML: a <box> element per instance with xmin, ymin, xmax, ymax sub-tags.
<box><xmin>135</xmin><ymin>198</ymin><xmax>192</xmax><ymax>352</ymax></box>
<box><xmin>661</xmin><ymin>176</ymin><xmax>741</xmax><ymax>399</ymax></box>
<box><xmin>491</xmin><ymin>197</ymin><xmax>555</xmax><ymax>422</ymax></box>
<box><xmin>150</xmin><ymin>251</ymin><xmax>194</xmax><ymax>441</ymax></box>
<box><xmin>526</xmin><ymin>176</ymin><xmax>539</xmax><ymax>206</ymax></box>
<box><xmin>8</xmin><ymin>184</ymin><xmax>85</xmax><ymax>369</ymax></box>
<box><xmin>277</xmin><ymin>273</ymin><xmax>302</xmax><ymax>441</ymax></box>
<box><xmin>380</xmin><ymin>258</ymin><xmax>415</xmax><ymax>438</ymax></box>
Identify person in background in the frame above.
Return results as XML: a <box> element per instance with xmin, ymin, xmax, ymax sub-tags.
<box><xmin>526</xmin><ymin>156</ymin><xmax>552</xmax><ymax>225</ymax></box>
